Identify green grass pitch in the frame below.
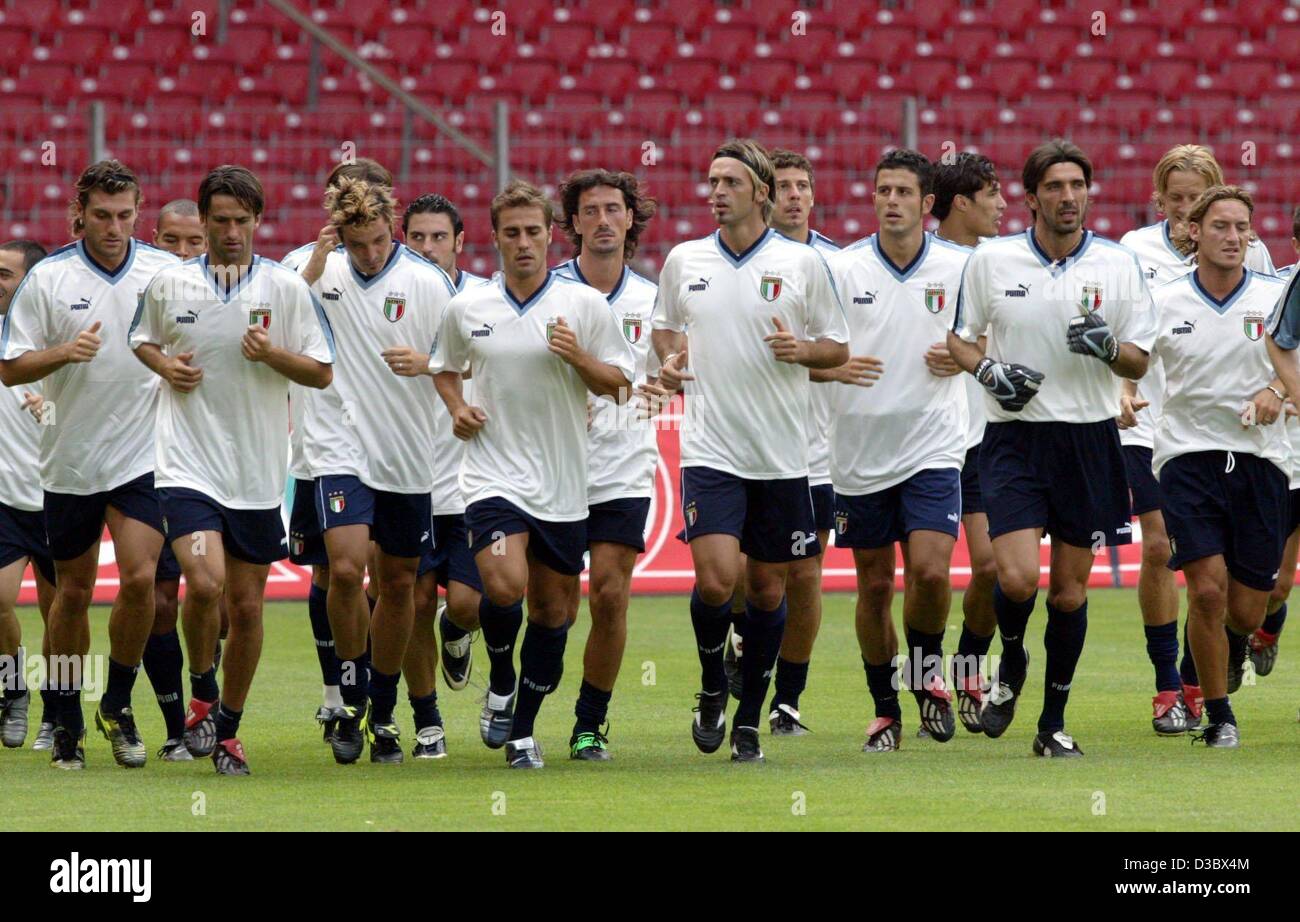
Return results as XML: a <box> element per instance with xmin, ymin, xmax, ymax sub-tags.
<box><xmin>5</xmin><ymin>589</ymin><xmax>1298</xmax><ymax>831</ymax></box>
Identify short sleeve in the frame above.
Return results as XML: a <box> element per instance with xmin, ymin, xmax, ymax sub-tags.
<box><xmin>1268</xmin><ymin>272</ymin><xmax>1300</xmax><ymax>350</ymax></box>
<box><xmin>953</xmin><ymin>248</ymin><xmax>990</xmax><ymax>342</ymax></box>
<box><xmin>128</xmin><ymin>271</ymin><xmax>167</xmax><ymax>351</ymax></box>
<box><xmin>650</xmin><ymin>250</ymin><xmax>684</xmax><ymax>333</ymax></box>
<box><xmin>1</xmin><ymin>271</ymin><xmax>46</xmax><ymax>360</ymax></box>
<box><xmin>803</xmin><ymin>250</ymin><xmax>849</xmax><ymax>342</ymax></box>
<box><xmin>1111</xmin><ymin>252</ymin><xmax>1158</xmax><ymax>353</ymax></box>
<box><xmin>586</xmin><ymin>293</ymin><xmax>636</xmax><ymax>382</ymax></box>
<box><xmin>292</xmin><ymin>276</ymin><xmax>335</xmax><ymax>364</ymax></box>
<box><xmin>430</xmin><ymin>296</ymin><xmax>469</xmax><ymax>374</ymax></box>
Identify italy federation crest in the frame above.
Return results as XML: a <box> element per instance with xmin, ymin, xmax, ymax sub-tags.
<box><xmin>835</xmin><ymin>512</ymin><xmax>848</xmax><ymax>535</ymax></box>
<box><xmin>249</xmin><ymin>308</ymin><xmax>271</xmax><ymax>329</ymax></box>
<box><xmin>924</xmin><ymin>285</ymin><xmax>945</xmax><ymax>313</ymax></box>
<box><xmin>329</xmin><ymin>493</ymin><xmax>346</xmax><ymax>514</ymax></box>
<box><xmin>759</xmin><ymin>275</ymin><xmax>783</xmax><ymax>302</ymax></box>
<box><xmin>383</xmin><ymin>297</ymin><xmax>406</xmax><ymax>323</ymax></box>
<box><xmin>622</xmin><ymin>313</ymin><xmax>643</xmax><ymax>344</ymax></box>
<box><xmin>1244</xmin><ymin>313</ymin><xmax>1265</xmax><ymax>341</ymax></box>
<box><xmin>685</xmin><ymin>501</ymin><xmax>698</xmax><ymax>528</ymax></box>
<box><xmin>1080</xmin><ymin>284</ymin><xmax>1103</xmax><ymax>313</ymax></box>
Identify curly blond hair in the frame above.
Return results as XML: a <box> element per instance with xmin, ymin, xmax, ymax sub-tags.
<box><xmin>324</xmin><ymin>176</ymin><xmax>397</xmax><ymax>229</ymax></box>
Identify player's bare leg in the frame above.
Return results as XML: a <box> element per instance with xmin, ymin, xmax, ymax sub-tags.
<box><xmin>955</xmin><ymin>511</ymin><xmax>997</xmax><ymax>729</ymax></box>
<box><xmin>1134</xmin><ymin>509</ymin><xmax>1184</xmax><ymax>733</ymax></box>
<box><xmin>218</xmin><ymin>553</ymin><xmax>270</xmax><ymax>728</ymax></box>
<box><xmin>768</xmin><ymin>531</ymin><xmax>827</xmax><ymax>734</ymax></box>
<box><xmin>899</xmin><ymin>529</ymin><xmax>958</xmax><ymax>741</ymax></box>
<box><xmin>854</xmin><ymin>546</ymin><xmax>901</xmax><ymax>751</ymax></box>
<box><xmin>0</xmin><ymin>558</ymin><xmax>30</xmax><ymax>747</ymax></box>
<box><xmin>569</xmin><ymin>540</ymin><xmax>636</xmax><ymax>759</ymax></box>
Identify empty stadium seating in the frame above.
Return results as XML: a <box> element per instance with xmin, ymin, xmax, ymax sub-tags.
<box><xmin>2</xmin><ymin>0</ymin><xmax>1299</xmax><ymax>272</ymax></box>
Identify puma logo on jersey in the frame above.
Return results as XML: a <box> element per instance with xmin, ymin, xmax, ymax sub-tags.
<box><xmin>852</xmin><ymin>291</ymin><xmax>877</xmax><ymax>305</ymax></box>
<box><xmin>1144</xmin><ymin>267</ymin><xmax>1158</xmax><ymax>279</ymax></box>
<box><xmin>471</xmin><ymin>322</ymin><xmax>495</xmax><ymax>338</ymax></box>
<box><xmin>688</xmin><ymin>277</ymin><xmax>711</xmax><ymax>292</ymax></box>
<box><xmin>1004</xmin><ymin>283</ymin><xmax>1031</xmax><ymax>297</ymax></box>
<box><xmin>70</xmin><ymin>297</ymin><xmax>92</xmax><ymax>311</ymax></box>
<box><xmin>322</xmin><ymin>287</ymin><xmax>343</xmax><ymax>301</ymax></box>
<box><xmin>175</xmin><ymin>309</ymin><xmax>199</xmax><ymax>325</ymax></box>
<box><xmin>1172</xmin><ymin>319</ymin><xmax>1196</xmax><ymax>335</ymax></box>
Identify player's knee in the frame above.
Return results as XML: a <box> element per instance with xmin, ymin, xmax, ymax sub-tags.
<box><xmin>694</xmin><ymin>574</ymin><xmax>734</xmax><ymax>607</ymax></box>
<box><xmin>909</xmin><ymin>560</ymin><xmax>950</xmax><ymax>596</ymax></box>
<box><xmin>481</xmin><ymin>573</ymin><xmax>524</xmax><ymax>608</ymax></box>
<box><xmin>378</xmin><ymin>568</ymin><xmax>417</xmax><ymax>600</ymax></box>
<box><xmin>55</xmin><ymin>581</ymin><xmax>95</xmax><ymax>615</ymax></box>
<box><xmin>328</xmin><ymin>557</ymin><xmax>366</xmax><ymax>593</ymax></box>
<box><xmin>1141</xmin><ymin>534</ymin><xmax>1171</xmax><ymax>569</ymax></box>
<box><xmin>1186</xmin><ymin>583</ymin><xmax>1227</xmax><ymax>617</ymax></box>
<box><xmin>225</xmin><ymin>597</ymin><xmax>262</xmax><ymax>631</ymax></box>
<box><xmin>152</xmin><ymin>599</ymin><xmax>179</xmax><ymax>634</ymax></box>
<box><xmin>1047</xmin><ymin>588</ymin><xmax>1087</xmax><ymax>613</ymax></box>
<box><xmin>998</xmin><ymin>571</ymin><xmax>1038</xmax><ymax>603</ymax></box>
<box><xmin>185</xmin><ymin>572</ymin><xmax>223</xmax><ymax>609</ymax></box>
<box><xmin>970</xmin><ymin>555</ymin><xmax>999</xmax><ymax>589</ymax></box>
<box><xmin>118</xmin><ymin>565</ymin><xmax>156</xmax><ymax>601</ymax></box>
<box><xmin>589</xmin><ymin>578</ymin><xmax>628</xmax><ymax>622</ymax></box>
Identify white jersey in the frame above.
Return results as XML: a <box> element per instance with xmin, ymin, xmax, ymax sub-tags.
<box><xmin>130</xmin><ymin>254</ymin><xmax>335</xmax><ymax>509</ymax></box>
<box><xmin>936</xmin><ymin>233</ymin><xmax>994</xmax><ymax>450</ymax></box>
<box><xmin>791</xmin><ymin>229</ymin><xmax>841</xmax><ymax>486</ymax></box>
<box><xmin>1279</xmin><ymin>264</ymin><xmax>1294</xmax><ymax>281</ymax></box>
<box><xmin>431</xmin><ymin>270</ymin><xmax>635</xmax><ymax>521</ymax></box>
<box><xmin>652</xmin><ymin>228</ymin><xmax>849</xmax><ymax>479</ymax></box>
<box><xmin>431</xmin><ymin>266</ymin><xmax>491</xmax><ymax>515</ymax></box>
<box><xmin>0</xmin><ymin>383</ymin><xmax>42</xmax><ymax>511</ymax></box>
<box><xmin>954</xmin><ymin>229</ymin><xmax>1157</xmax><ymax>424</ymax></box>
<box><xmin>554</xmin><ymin>259</ymin><xmax>660</xmax><ymax>505</ymax></box>
<box><xmin>828</xmin><ymin>233</ymin><xmax>970</xmax><ymax>494</ymax></box>
<box><xmin>0</xmin><ymin>239</ymin><xmax>178</xmax><ymax>495</ymax></box>
<box><xmin>304</xmin><ymin>243</ymin><xmax>454</xmax><ymax>494</ymax></box>
<box><xmin>1119</xmin><ymin>221</ymin><xmax>1275</xmax><ymax>448</ymax></box>
<box><xmin>1151</xmin><ymin>269</ymin><xmax>1289</xmax><ymax>478</ymax></box>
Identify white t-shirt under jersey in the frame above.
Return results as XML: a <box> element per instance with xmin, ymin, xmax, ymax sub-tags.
<box><xmin>1</xmin><ymin>239</ymin><xmax>179</xmax><ymax>495</ymax></box>
<box><xmin>791</xmin><ymin>229</ymin><xmax>841</xmax><ymax>487</ymax></box>
<box><xmin>0</xmin><ymin>383</ymin><xmax>42</xmax><ymax>511</ymax></box>
<box><xmin>431</xmin><ymin>266</ymin><xmax>492</xmax><ymax>516</ymax></box>
<box><xmin>305</xmin><ymin>243</ymin><xmax>455</xmax><ymax>494</ymax></box>
<box><xmin>828</xmin><ymin>232</ymin><xmax>970</xmax><ymax>494</ymax></box>
<box><xmin>554</xmin><ymin>258</ymin><xmax>660</xmax><ymax>505</ymax></box>
<box><xmin>652</xmin><ymin>228</ymin><xmax>850</xmax><ymax>480</ymax></box>
<box><xmin>130</xmin><ymin>254</ymin><xmax>334</xmax><ymax>509</ymax></box>
<box><xmin>1151</xmin><ymin>269</ymin><xmax>1289</xmax><ymax>479</ymax></box>
<box><xmin>1119</xmin><ymin>220</ymin><xmax>1276</xmax><ymax>449</ymax></box>
<box><xmin>430</xmin><ymin>270</ymin><xmax>635</xmax><ymax>522</ymax></box>
<box><xmin>954</xmin><ymin>229</ymin><xmax>1157</xmax><ymax>424</ymax></box>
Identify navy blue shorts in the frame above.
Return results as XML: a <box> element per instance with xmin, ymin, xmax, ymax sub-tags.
<box><xmin>679</xmin><ymin>466</ymin><xmax>820</xmax><ymax>563</ymax></box>
<box><xmin>1159</xmin><ymin>451</ymin><xmax>1289</xmax><ymax>592</ymax></box>
<box><xmin>1290</xmin><ymin>488</ymin><xmax>1300</xmax><ymax>537</ymax></box>
<box><xmin>833</xmin><ymin>468</ymin><xmax>962</xmax><ymax>549</ymax></box>
<box><xmin>315</xmin><ymin>475</ymin><xmax>432</xmax><ymax>559</ymax></box>
<box><xmin>44</xmin><ymin>472</ymin><xmax>164</xmax><ymax>561</ymax></box>
<box><xmin>155</xmin><ymin>541</ymin><xmax>181</xmax><ymax>582</ymax></box>
<box><xmin>1123</xmin><ymin>444</ymin><xmax>1163</xmax><ymax>517</ymax></box>
<box><xmin>418</xmin><ymin>514</ymin><xmax>483</xmax><ymax>592</ymax></box>
<box><xmin>0</xmin><ymin>502</ymin><xmax>55</xmax><ymax>585</ymax></box>
<box><xmin>960</xmin><ymin>444</ymin><xmax>984</xmax><ymax>516</ymax></box>
<box><xmin>980</xmin><ymin>420</ymin><xmax>1133</xmax><ymax>548</ymax></box>
<box><xmin>588</xmin><ymin>497</ymin><xmax>651</xmax><ymax>552</ymax></box>
<box><xmin>810</xmin><ymin>483</ymin><xmax>835</xmax><ymax>534</ymax></box>
<box><xmin>288</xmin><ymin>478</ymin><xmax>328</xmax><ymax>567</ymax></box>
<box><xmin>466</xmin><ymin>498</ymin><xmax>587</xmax><ymax>576</ymax></box>
<box><xmin>158</xmin><ymin>488</ymin><xmax>287</xmax><ymax>566</ymax></box>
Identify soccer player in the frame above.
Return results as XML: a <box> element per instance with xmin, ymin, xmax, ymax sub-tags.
<box><xmin>281</xmin><ymin>157</ymin><xmax>393</xmax><ymax>739</ymax></box>
<box><xmin>302</xmin><ymin>177</ymin><xmax>454</xmax><ymax>765</ymax></box>
<box><xmin>749</xmin><ymin>148</ymin><xmax>840</xmax><ymax>735</ymax></box>
<box><xmin>1148</xmin><ymin>186</ymin><xmax>1289</xmax><ymax>748</ymax></box>
<box><xmin>1118</xmin><ymin>145</ymin><xmax>1276</xmax><ymax>734</ymax></box>
<box><xmin>932</xmin><ymin>152</ymin><xmax>1007</xmax><ymax>732</ymax></box>
<box><xmin>402</xmin><ymin>193</ymin><xmax>489</xmax><ymax>292</ymax></box>
<box><xmin>0</xmin><ymin>160</ymin><xmax>179</xmax><ymax>770</ymax></box>
<box><xmin>652</xmin><ymin>138</ymin><xmax>849</xmax><ymax>763</ymax></box>
<box><xmin>431</xmin><ymin>180</ymin><xmax>634</xmax><ymax>769</ymax></box>
<box><xmin>131</xmin><ymin>165</ymin><xmax>334</xmax><ymax>774</ymax></box>
<box><xmin>0</xmin><ymin>239</ymin><xmax>54</xmax><ymax>750</ymax></box>
<box><xmin>824</xmin><ymin>150</ymin><xmax>970</xmax><ymax>752</ymax></box>
<box><xmin>553</xmin><ymin>168</ymin><xmax>658</xmax><ymax>759</ymax></box>
<box><xmin>146</xmin><ymin>200</ymin><xmax>209</xmax><ymax>761</ymax></box>
<box><xmin>152</xmin><ymin>199</ymin><xmax>206</xmax><ymax>259</ymax></box>
<box><xmin>947</xmin><ymin>140</ymin><xmax>1156</xmax><ymax>758</ymax></box>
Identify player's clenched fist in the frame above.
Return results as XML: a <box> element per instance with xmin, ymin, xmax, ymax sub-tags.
<box><xmin>382</xmin><ymin>346</ymin><xmax>430</xmax><ymax>377</ymax></box>
<box><xmin>974</xmin><ymin>356</ymin><xmax>1044</xmax><ymax>412</ymax></box>
<box><xmin>63</xmin><ymin>320</ymin><xmax>102</xmax><ymax>364</ymax></box>
<box><xmin>658</xmin><ymin>349</ymin><xmax>694</xmax><ymax>393</ymax></box>
<box><xmin>163</xmin><ymin>351</ymin><xmax>203</xmax><ymax>393</ymax></box>
<box><xmin>546</xmin><ymin>316</ymin><xmax>584</xmax><ymax>365</ymax></box>
<box><xmin>451</xmin><ymin>404</ymin><xmax>487</xmax><ymax>440</ymax></box>
<box><xmin>241</xmin><ymin>324</ymin><xmax>273</xmax><ymax>363</ymax></box>
<box><xmin>764</xmin><ymin>315</ymin><xmax>803</xmax><ymax>364</ymax></box>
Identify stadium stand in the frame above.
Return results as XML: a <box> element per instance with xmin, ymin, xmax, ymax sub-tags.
<box><xmin>2</xmin><ymin>0</ymin><xmax>1298</xmax><ymax>274</ymax></box>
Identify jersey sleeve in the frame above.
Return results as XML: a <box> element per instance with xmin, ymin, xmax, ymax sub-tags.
<box><xmin>429</xmin><ymin>295</ymin><xmax>469</xmax><ymax>374</ymax></box>
<box><xmin>650</xmin><ymin>250</ymin><xmax>684</xmax><ymax>333</ymax></box>
<box><xmin>1112</xmin><ymin>251</ymin><xmax>1158</xmax><ymax>353</ymax></box>
<box><xmin>1268</xmin><ymin>272</ymin><xmax>1300</xmax><ymax>350</ymax></box>
<box><xmin>1247</xmin><ymin>239</ymin><xmax>1277</xmax><ymax>275</ymax></box>
<box><xmin>953</xmin><ymin>248</ymin><xmax>990</xmax><ymax>342</ymax></box>
<box><xmin>128</xmin><ymin>270</ymin><xmax>167</xmax><ymax>351</ymax></box>
<box><xmin>288</xmin><ymin>275</ymin><xmax>335</xmax><ymax>364</ymax></box>
<box><xmin>586</xmin><ymin>293</ymin><xmax>636</xmax><ymax>383</ymax></box>
<box><xmin>0</xmin><ymin>270</ymin><xmax>47</xmax><ymax>360</ymax></box>
<box><xmin>803</xmin><ymin>250</ymin><xmax>850</xmax><ymax>342</ymax></box>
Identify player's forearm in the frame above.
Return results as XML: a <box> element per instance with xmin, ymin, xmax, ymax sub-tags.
<box><xmin>576</xmin><ymin>358</ymin><xmax>633</xmax><ymax>402</ymax></box>
<box><xmin>652</xmin><ymin>329</ymin><xmax>686</xmax><ymax>364</ymax></box>
<box><xmin>1267</xmin><ymin>336</ymin><xmax>1300</xmax><ymax>404</ymax></box>
<box><xmin>1110</xmin><ymin>344</ymin><xmax>1149</xmax><ymax>380</ymax></box>
<box><xmin>809</xmin><ymin>366</ymin><xmax>839</xmax><ymax>382</ymax></box>
<box><xmin>263</xmin><ymin>349</ymin><xmax>332</xmax><ymax>388</ymax></box>
<box><xmin>797</xmin><ymin>338</ymin><xmax>849</xmax><ymax>369</ymax></box>
<box><xmin>0</xmin><ymin>346</ymin><xmax>72</xmax><ymax>386</ymax></box>
<box><xmin>434</xmin><ymin>371</ymin><xmax>468</xmax><ymax>414</ymax></box>
<box><xmin>946</xmin><ymin>331</ymin><xmax>985</xmax><ymax>374</ymax></box>
<box><xmin>132</xmin><ymin>342</ymin><xmax>170</xmax><ymax>378</ymax></box>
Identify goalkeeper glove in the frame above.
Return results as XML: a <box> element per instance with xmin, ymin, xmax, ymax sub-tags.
<box><xmin>974</xmin><ymin>357</ymin><xmax>1045</xmax><ymax>412</ymax></box>
<box><xmin>1067</xmin><ymin>312</ymin><xmax>1119</xmax><ymax>364</ymax></box>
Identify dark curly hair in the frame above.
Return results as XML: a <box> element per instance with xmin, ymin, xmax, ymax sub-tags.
<box><xmin>557</xmin><ymin>169</ymin><xmax>657</xmax><ymax>260</ymax></box>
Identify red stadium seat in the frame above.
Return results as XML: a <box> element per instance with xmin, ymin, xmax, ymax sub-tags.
<box><xmin>742</xmin><ymin>60</ymin><xmax>797</xmax><ymax>100</ymax></box>
<box><xmin>700</xmin><ymin>24</ymin><xmax>761</xmax><ymax>62</ymax></box>
<box><xmin>624</xmin><ymin>25</ymin><xmax>676</xmax><ymax>66</ymax></box>
<box><xmin>1026</xmin><ymin>25</ymin><xmax>1083</xmax><ymax>63</ymax></box>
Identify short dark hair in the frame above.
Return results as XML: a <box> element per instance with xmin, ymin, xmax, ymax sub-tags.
<box><xmin>873</xmin><ymin>149</ymin><xmax>934</xmax><ymax>197</ymax></box>
<box><xmin>157</xmin><ymin>199</ymin><xmax>200</xmax><ymax>222</ymax></box>
<box><xmin>770</xmin><ymin>149</ymin><xmax>815</xmax><ymax>191</ymax></box>
<box><xmin>490</xmin><ymin>179</ymin><xmax>554</xmax><ymax>231</ymax></box>
<box><xmin>0</xmin><ymin>239</ymin><xmax>47</xmax><ymax>273</ymax></box>
<box><xmin>403</xmin><ymin>193</ymin><xmax>463</xmax><ymax>237</ymax></box>
<box><xmin>71</xmin><ymin>160</ymin><xmax>141</xmax><ymax>229</ymax></box>
<box><xmin>197</xmin><ymin>165</ymin><xmax>265</xmax><ymax>218</ymax></box>
<box><xmin>1292</xmin><ymin>203</ymin><xmax>1300</xmax><ymax>241</ymax></box>
<box><xmin>1022</xmin><ymin>139</ymin><xmax>1093</xmax><ymax>208</ymax></box>
<box><xmin>557</xmin><ymin>169</ymin><xmax>657</xmax><ymax>260</ymax></box>
<box><xmin>325</xmin><ymin>157</ymin><xmax>393</xmax><ymax>192</ymax></box>
<box><xmin>931</xmin><ymin>153</ymin><xmax>999</xmax><ymax>221</ymax></box>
